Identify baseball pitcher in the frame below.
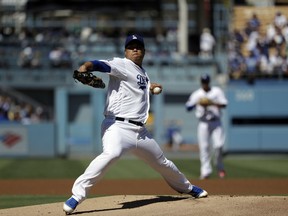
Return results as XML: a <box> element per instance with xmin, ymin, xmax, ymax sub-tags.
<box><xmin>63</xmin><ymin>34</ymin><xmax>208</xmax><ymax>214</ymax></box>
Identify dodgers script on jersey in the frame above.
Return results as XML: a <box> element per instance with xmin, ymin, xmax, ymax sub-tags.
<box><xmin>186</xmin><ymin>86</ymin><xmax>227</xmax><ymax>121</ymax></box>
<box><xmin>101</xmin><ymin>57</ymin><xmax>150</xmax><ymax>123</ymax></box>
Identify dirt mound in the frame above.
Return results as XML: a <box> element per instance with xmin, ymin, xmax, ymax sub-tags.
<box><xmin>1</xmin><ymin>179</ymin><xmax>288</xmax><ymax>215</ymax></box>
<box><xmin>0</xmin><ymin>195</ymin><xmax>287</xmax><ymax>216</ymax></box>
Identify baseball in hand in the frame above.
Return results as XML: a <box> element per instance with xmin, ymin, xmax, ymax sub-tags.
<box><xmin>153</xmin><ymin>87</ymin><xmax>162</xmax><ymax>94</ymax></box>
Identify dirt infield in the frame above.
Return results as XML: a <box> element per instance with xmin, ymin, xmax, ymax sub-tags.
<box><xmin>1</xmin><ymin>178</ymin><xmax>288</xmax><ymax>196</ymax></box>
<box><xmin>0</xmin><ymin>178</ymin><xmax>288</xmax><ymax>215</ymax></box>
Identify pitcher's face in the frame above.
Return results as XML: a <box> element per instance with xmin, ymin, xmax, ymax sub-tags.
<box><xmin>125</xmin><ymin>42</ymin><xmax>145</xmax><ymax>66</ymax></box>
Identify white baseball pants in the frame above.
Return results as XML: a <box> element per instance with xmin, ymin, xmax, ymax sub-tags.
<box><xmin>197</xmin><ymin>120</ymin><xmax>225</xmax><ymax>178</ymax></box>
<box><xmin>71</xmin><ymin>118</ymin><xmax>193</xmax><ymax>203</ymax></box>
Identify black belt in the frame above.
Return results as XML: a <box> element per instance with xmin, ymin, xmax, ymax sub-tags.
<box><xmin>200</xmin><ymin>117</ymin><xmax>219</xmax><ymax>122</ymax></box>
<box><xmin>115</xmin><ymin>117</ymin><xmax>144</xmax><ymax>126</ymax></box>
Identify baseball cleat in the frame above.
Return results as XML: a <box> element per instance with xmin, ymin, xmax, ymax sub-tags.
<box><xmin>63</xmin><ymin>197</ymin><xmax>78</xmax><ymax>214</ymax></box>
<box><xmin>189</xmin><ymin>185</ymin><xmax>208</xmax><ymax>198</ymax></box>
<box><xmin>218</xmin><ymin>170</ymin><xmax>226</xmax><ymax>179</ymax></box>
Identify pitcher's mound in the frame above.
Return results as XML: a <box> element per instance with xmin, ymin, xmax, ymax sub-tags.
<box><xmin>0</xmin><ymin>195</ymin><xmax>287</xmax><ymax>216</ymax></box>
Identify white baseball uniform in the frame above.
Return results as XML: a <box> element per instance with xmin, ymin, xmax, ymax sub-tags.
<box><xmin>186</xmin><ymin>86</ymin><xmax>228</xmax><ymax>179</ymax></box>
<box><xmin>71</xmin><ymin>57</ymin><xmax>194</xmax><ymax>203</ymax></box>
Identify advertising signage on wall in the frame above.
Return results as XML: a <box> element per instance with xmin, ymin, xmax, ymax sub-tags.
<box><xmin>0</xmin><ymin>126</ymin><xmax>28</xmax><ymax>155</ymax></box>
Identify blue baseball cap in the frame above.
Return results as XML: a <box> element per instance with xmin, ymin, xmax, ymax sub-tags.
<box><xmin>200</xmin><ymin>74</ymin><xmax>210</xmax><ymax>83</ymax></box>
<box><xmin>125</xmin><ymin>34</ymin><xmax>145</xmax><ymax>48</ymax></box>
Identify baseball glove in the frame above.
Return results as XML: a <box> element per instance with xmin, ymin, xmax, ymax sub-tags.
<box><xmin>73</xmin><ymin>70</ymin><xmax>105</xmax><ymax>89</ymax></box>
<box><xmin>198</xmin><ymin>97</ymin><xmax>213</xmax><ymax>106</ymax></box>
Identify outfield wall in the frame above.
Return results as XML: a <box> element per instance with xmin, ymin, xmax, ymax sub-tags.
<box><xmin>1</xmin><ymin>80</ymin><xmax>288</xmax><ymax>158</ymax></box>
<box><xmin>0</xmin><ymin>123</ymin><xmax>55</xmax><ymax>157</ymax></box>
<box><xmin>225</xmin><ymin>80</ymin><xmax>288</xmax><ymax>152</ymax></box>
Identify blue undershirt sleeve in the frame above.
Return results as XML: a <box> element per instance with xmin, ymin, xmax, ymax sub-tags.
<box><xmin>186</xmin><ymin>105</ymin><xmax>195</xmax><ymax>111</ymax></box>
<box><xmin>90</xmin><ymin>60</ymin><xmax>111</xmax><ymax>72</ymax></box>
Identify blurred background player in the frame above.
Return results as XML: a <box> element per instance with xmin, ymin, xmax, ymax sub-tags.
<box><xmin>165</xmin><ymin>119</ymin><xmax>184</xmax><ymax>151</ymax></box>
<box><xmin>185</xmin><ymin>74</ymin><xmax>228</xmax><ymax>179</ymax></box>
<box><xmin>199</xmin><ymin>28</ymin><xmax>215</xmax><ymax>59</ymax></box>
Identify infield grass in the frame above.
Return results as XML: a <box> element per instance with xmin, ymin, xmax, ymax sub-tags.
<box><xmin>0</xmin><ymin>155</ymin><xmax>287</xmax><ymax>179</ymax></box>
<box><xmin>107</xmin><ymin>155</ymin><xmax>288</xmax><ymax>179</ymax></box>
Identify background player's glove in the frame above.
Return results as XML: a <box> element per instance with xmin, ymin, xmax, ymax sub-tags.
<box><xmin>73</xmin><ymin>70</ymin><xmax>105</xmax><ymax>89</ymax></box>
<box><xmin>198</xmin><ymin>97</ymin><xmax>213</xmax><ymax>106</ymax></box>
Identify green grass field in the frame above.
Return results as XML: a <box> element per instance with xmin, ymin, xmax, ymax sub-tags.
<box><xmin>0</xmin><ymin>155</ymin><xmax>287</xmax><ymax>179</ymax></box>
<box><xmin>0</xmin><ymin>155</ymin><xmax>287</xmax><ymax>209</ymax></box>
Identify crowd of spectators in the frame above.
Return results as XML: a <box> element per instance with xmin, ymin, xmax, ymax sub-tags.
<box><xmin>0</xmin><ymin>27</ymin><xmax>82</xmax><ymax>70</ymax></box>
<box><xmin>228</xmin><ymin>11</ymin><xmax>288</xmax><ymax>81</ymax></box>
<box><xmin>0</xmin><ymin>92</ymin><xmax>49</xmax><ymax>124</ymax></box>
<box><xmin>0</xmin><ymin>26</ymin><xmax>180</xmax><ymax>70</ymax></box>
